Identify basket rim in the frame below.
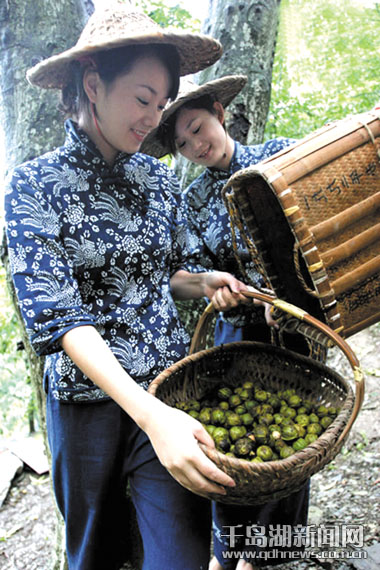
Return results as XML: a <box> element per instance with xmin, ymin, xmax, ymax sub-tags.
<box><xmin>149</xmin><ymin>340</ymin><xmax>355</xmax><ymax>477</ymax></box>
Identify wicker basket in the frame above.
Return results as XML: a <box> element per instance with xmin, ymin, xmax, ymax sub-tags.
<box><xmin>223</xmin><ymin>110</ymin><xmax>380</xmax><ymax>338</ymax></box>
<box><xmin>148</xmin><ymin>292</ymin><xmax>364</xmax><ymax>505</ymax></box>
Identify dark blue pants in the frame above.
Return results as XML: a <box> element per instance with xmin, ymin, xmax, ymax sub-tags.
<box><xmin>213</xmin><ymin>318</ymin><xmax>310</xmax><ymax>567</ymax></box>
<box><xmin>46</xmin><ymin>391</ymin><xmax>211</xmax><ymax>570</ymax></box>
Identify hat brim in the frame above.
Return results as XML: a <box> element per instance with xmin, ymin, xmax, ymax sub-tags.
<box><xmin>141</xmin><ymin>75</ymin><xmax>248</xmax><ymax>158</ymax></box>
<box><xmin>27</xmin><ymin>31</ymin><xmax>222</xmax><ymax>89</ymax></box>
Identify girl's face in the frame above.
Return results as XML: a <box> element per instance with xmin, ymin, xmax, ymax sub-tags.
<box><xmin>174</xmin><ymin>102</ymin><xmax>234</xmax><ymax>170</ymax></box>
<box><xmin>83</xmin><ymin>55</ymin><xmax>171</xmax><ymax>163</ymax></box>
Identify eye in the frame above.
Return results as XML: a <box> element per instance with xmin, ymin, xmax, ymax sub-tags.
<box><xmin>177</xmin><ymin>141</ymin><xmax>186</xmax><ymax>149</ymax></box>
<box><xmin>137</xmin><ymin>97</ymin><xmax>148</xmax><ymax>106</ymax></box>
<box><xmin>193</xmin><ymin>125</ymin><xmax>201</xmax><ymax>134</ymax></box>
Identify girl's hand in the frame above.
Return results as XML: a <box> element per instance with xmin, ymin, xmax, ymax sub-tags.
<box><xmin>143</xmin><ymin>401</ymin><xmax>235</xmax><ymax>497</ymax></box>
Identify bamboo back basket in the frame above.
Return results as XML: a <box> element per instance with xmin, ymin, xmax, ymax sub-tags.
<box><xmin>223</xmin><ymin>110</ymin><xmax>380</xmax><ymax>338</ymax></box>
<box><xmin>149</xmin><ymin>292</ymin><xmax>364</xmax><ymax>505</ymax></box>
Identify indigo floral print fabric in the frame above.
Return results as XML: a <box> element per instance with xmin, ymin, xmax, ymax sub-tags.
<box><xmin>183</xmin><ymin>138</ymin><xmax>296</xmax><ymax>327</ymax></box>
<box><xmin>5</xmin><ymin>120</ymin><xmax>198</xmax><ymax>402</ymax></box>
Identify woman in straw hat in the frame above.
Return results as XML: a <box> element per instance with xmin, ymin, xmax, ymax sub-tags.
<box><xmin>142</xmin><ymin>77</ymin><xmax>310</xmax><ymax>570</ymax></box>
<box><xmin>3</xmin><ymin>6</ymin><xmax>270</xmax><ymax>569</ymax></box>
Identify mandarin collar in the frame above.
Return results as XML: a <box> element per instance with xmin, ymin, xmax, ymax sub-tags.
<box><xmin>205</xmin><ymin>140</ymin><xmax>243</xmax><ymax>181</ymax></box>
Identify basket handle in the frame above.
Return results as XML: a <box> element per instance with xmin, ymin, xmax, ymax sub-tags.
<box><xmin>189</xmin><ymin>291</ymin><xmax>364</xmax><ymax>445</ymax></box>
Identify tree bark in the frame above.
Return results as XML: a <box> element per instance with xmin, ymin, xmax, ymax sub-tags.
<box><xmin>175</xmin><ymin>0</ymin><xmax>281</xmax><ymax>186</ymax></box>
<box><xmin>0</xmin><ymin>2</ymin><xmax>91</xmax><ymax>568</ymax></box>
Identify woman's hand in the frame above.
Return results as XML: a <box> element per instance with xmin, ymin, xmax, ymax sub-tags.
<box><xmin>142</xmin><ymin>401</ymin><xmax>236</xmax><ymax>497</ymax></box>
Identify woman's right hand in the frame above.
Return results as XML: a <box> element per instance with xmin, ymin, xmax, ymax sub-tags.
<box><xmin>143</xmin><ymin>400</ymin><xmax>236</xmax><ymax>497</ymax></box>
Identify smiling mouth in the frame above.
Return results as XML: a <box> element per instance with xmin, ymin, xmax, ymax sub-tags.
<box><xmin>132</xmin><ymin>129</ymin><xmax>148</xmax><ymax>142</ymax></box>
<box><xmin>198</xmin><ymin>145</ymin><xmax>211</xmax><ymax>159</ymax></box>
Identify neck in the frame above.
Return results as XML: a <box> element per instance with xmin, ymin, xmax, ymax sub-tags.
<box><xmin>78</xmin><ymin>106</ymin><xmax>117</xmax><ymax>166</ymax></box>
<box><xmin>214</xmin><ymin>134</ymin><xmax>235</xmax><ymax>170</ymax></box>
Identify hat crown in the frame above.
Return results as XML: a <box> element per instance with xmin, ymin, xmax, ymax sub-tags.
<box><xmin>76</xmin><ymin>7</ymin><xmax>162</xmax><ymax>49</ymax></box>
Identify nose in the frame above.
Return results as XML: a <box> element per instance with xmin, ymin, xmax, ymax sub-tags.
<box><xmin>143</xmin><ymin>105</ymin><xmax>162</xmax><ymax>130</ymax></box>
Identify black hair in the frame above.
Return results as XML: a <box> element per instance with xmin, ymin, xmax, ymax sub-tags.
<box><xmin>158</xmin><ymin>93</ymin><xmax>220</xmax><ymax>156</ymax></box>
<box><xmin>60</xmin><ymin>43</ymin><xmax>180</xmax><ymax>119</ymax></box>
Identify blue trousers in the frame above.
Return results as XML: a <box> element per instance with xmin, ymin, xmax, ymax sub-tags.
<box><xmin>46</xmin><ymin>391</ymin><xmax>211</xmax><ymax>570</ymax></box>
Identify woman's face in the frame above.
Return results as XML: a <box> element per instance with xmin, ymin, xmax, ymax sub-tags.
<box><xmin>174</xmin><ymin>103</ymin><xmax>234</xmax><ymax>170</ymax></box>
<box><xmin>85</xmin><ymin>55</ymin><xmax>171</xmax><ymax>162</ymax></box>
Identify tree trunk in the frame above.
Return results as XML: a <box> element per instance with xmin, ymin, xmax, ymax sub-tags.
<box><xmin>175</xmin><ymin>0</ymin><xmax>281</xmax><ymax>186</ymax></box>
<box><xmin>0</xmin><ymin>2</ymin><xmax>91</xmax><ymax>568</ymax></box>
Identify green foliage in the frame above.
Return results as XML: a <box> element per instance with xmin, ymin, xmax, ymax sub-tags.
<box><xmin>138</xmin><ymin>1</ymin><xmax>201</xmax><ymax>32</ymax></box>
<box><xmin>0</xmin><ymin>267</ymin><xmax>32</xmax><ymax>437</ymax></box>
<box><xmin>265</xmin><ymin>0</ymin><xmax>380</xmax><ymax>140</ymax></box>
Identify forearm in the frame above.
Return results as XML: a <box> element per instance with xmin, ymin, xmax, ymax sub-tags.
<box><xmin>170</xmin><ymin>269</ymin><xmax>207</xmax><ymax>300</ymax></box>
<box><xmin>60</xmin><ymin>325</ymin><xmax>162</xmax><ymax>430</ymax></box>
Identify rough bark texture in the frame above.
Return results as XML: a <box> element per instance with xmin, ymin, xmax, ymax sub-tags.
<box><xmin>0</xmin><ymin>2</ymin><xmax>90</xmax><ymax>569</ymax></box>
<box><xmin>175</xmin><ymin>0</ymin><xmax>281</xmax><ymax>187</ymax></box>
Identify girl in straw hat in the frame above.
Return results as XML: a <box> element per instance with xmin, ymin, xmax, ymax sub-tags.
<box><xmin>142</xmin><ymin>77</ymin><xmax>310</xmax><ymax>570</ymax></box>
<box><xmin>3</xmin><ymin>6</ymin><xmax>270</xmax><ymax>569</ymax></box>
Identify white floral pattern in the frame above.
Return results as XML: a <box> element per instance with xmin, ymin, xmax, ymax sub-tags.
<box><xmin>184</xmin><ymin>138</ymin><xmax>296</xmax><ymax>328</ymax></box>
<box><xmin>4</xmin><ymin>120</ymin><xmax>198</xmax><ymax>402</ymax></box>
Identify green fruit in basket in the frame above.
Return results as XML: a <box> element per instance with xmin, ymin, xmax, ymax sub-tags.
<box><xmin>240</xmin><ymin>388</ymin><xmax>251</xmax><ymax>401</ymax></box>
<box><xmin>219</xmin><ymin>401</ymin><xmax>229</xmax><ymax>411</ymax></box>
<box><xmin>320</xmin><ymin>416</ymin><xmax>333</xmax><ymax>429</ymax></box>
<box><xmin>307</xmin><ymin>423</ymin><xmax>323</xmax><ymax>436</ymax></box>
<box><xmin>253</xmin><ymin>425</ymin><xmax>269</xmax><ymax>445</ymax></box>
<box><xmin>225</xmin><ymin>452</ymin><xmax>236</xmax><ymax>458</ymax></box>
<box><xmin>176</xmin><ymin>400</ymin><xmax>190</xmax><ymax>411</ymax></box>
<box><xmin>198</xmin><ymin>407</ymin><xmax>212</xmax><ymax>424</ymax></box>
<box><xmin>205</xmin><ymin>424</ymin><xmax>216</xmax><ymax>436</ymax></box>
<box><xmin>251</xmin><ymin>456</ymin><xmax>263</xmax><ymax>463</ymax></box>
<box><xmin>243</xmin><ymin>381</ymin><xmax>254</xmax><ymax>391</ymax></box>
<box><xmin>226</xmin><ymin>412</ymin><xmax>242</xmax><ymax>427</ymax></box>
<box><xmin>258</xmin><ymin>413</ymin><xmax>274</xmax><ymax>426</ymax></box>
<box><xmin>316</xmin><ymin>405</ymin><xmax>329</xmax><ymax>417</ymax></box>
<box><xmin>188</xmin><ymin>410</ymin><xmax>199</xmax><ymax>419</ymax></box>
<box><xmin>327</xmin><ymin>406</ymin><xmax>338</xmax><ymax>416</ymax></box>
<box><xmin>282</xmin><ymin>388</ymin><xmax>296</xmax><ymax>401</ymax></box>
<box><xmin>255</xmin><ymin>403</ymin><xmax>273</xmax><ymax>416</ymax></box>
<box><xmin>304</xmin><ymin>433</ymin><xmax>319</xmax><ymax>445</ymax></box>
<box><xmin>297</xmin><ymin>406</ymin><xmax>307</xmax><ymax>415</ymax></box>
<box><xmin>213</xmin><ymin>427</ymin><xmax>229</xmax><ymax>440</ymax></box>
<box><xmin>230</xmin><ymin>425</ymin><xmax>247</xmax><ymax>442</ymax></box>
<box><xmin>302</xmin><ymin>400</ymin><xmax>314</xmax><ymax>412</ymax></box>
<box><xmin>235</xmin><ymin>404</ymin><xmax>246</xmax><ymax>415</ymax></box>
<box><xmin>288</xmin><ymin>394</ymin><xmax>302</xmax><ymax>408</ymax></box>
<box><xmin>282</xmin><ymin>406</ymin><xmax>297</xmax><ymax>419</ymax></box>
<box><xmin>274</xmin><ymin>438</ymin><xmax>286</xmax><ymax>452</ymax></box>
<box><xmin>268</xmin><ymin>394</ymin><xmax>281</xmax><ymax>410</ymax></box>
<box><xmin>211</xmin><ymin>408</ymin><xmax>226</xmax><ymax>425</ymax></box>
<box><xmin>234</xmin><ymin>437</ymin><xmax>254</xmax><ymax>457</ymax></box>
<box><xmin>188</xmin><ymin>399</ymin><xmax>201</xmax><ymax>411</ymax></box>
<box><xmin>281</xmin><ymin>424</ymin><xmax>298</xmax><ymax>441</ymax></box>
<box><xmin>280</xmin><ymin>445</ymin><xmax>295</xmax><ymax>459</ymax></box>
<box><xmin>292</xmin><ymin>438</ymin><xmax>307</xmax><ymax>451</ymax></box>
<box><xmin>215</xmin><ymin>437</ymin><xmax>231</xmax><ymax>453</ymax></box>
<box><xmin>295</xmin><ymin>413</ymin><xmax>310</xmax><ymax>427</ymax></box>
<box><xmin>309</xmin><ymin>413</ymin><xmax>320</xmax><ymax>424</ymax></box>
<box><xmin>254</xmin><ymin>389</ymin><xmax>268</xmax><ymax>402</ymax></box>
<box><xmin>218</xmin><ymin>386</ymin><xmax>232</xmax><ymax>400</ymax></box>
<box><xmin>294</xmin><ymin>423</ymin><xmax>306</xmax><ymax>438</ymax></box>
<box><xmin>241</xmin><ymin>412</ymin><xmax>254</xmax><ymax>427</ymax></box>
<box><xmin>273</xmin><ymin>413</ymin><xmax>284</xmax><ymax>425</ymax></box>
<box><xmin>244</xmin><ymin>399</ymin><xmax>257</xmax><ymax>413</ymax></box>
<box><xmin>229</xmin><ymin>394</ymin><xmax>242</xmax><ymax>408</ymax></box>
<box><xmin>256</xmin><ymin>445</ymin><xmax>274</xmax><ymax>461</ymax></box>
<box><xmin>269</xmin><ymin>429</ymin><xmax>282</xmax><ymax>446</ymax></box>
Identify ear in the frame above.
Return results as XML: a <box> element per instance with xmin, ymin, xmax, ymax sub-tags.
<box><xmin>83</xmin><ymin>69</ymin><xmax>101</xmax><ymax>104</ymax></box>
<box><xmin>213</xmin><ymin>101</ymin><xmax>225</xmax><ymax>124</ymax></box>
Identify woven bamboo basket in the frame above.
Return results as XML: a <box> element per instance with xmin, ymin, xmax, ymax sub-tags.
<box><xmin>148</xmin><ymin>292</ymin><xmax>364</xmax><ymax>505</ymax></box>
<box><xmin>223</xmin><ymin>110</ymin><xmax>380</xmax><ymax>338</ymax></box>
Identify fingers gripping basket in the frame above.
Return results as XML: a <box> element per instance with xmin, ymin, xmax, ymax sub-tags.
<box><xmin>148</xmin><ymin>292</ymin><xmax>364</xmax><ymax>505</ymax></box>
<box><xmin>223</xmin><ymin>111</ymin><xmax>380</xmax><ymax>338</ymax></box>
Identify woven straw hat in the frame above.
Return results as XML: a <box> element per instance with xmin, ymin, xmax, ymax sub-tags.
<box><xmin>141</xmin><ymin>74</ymin><xmax>247</xmax><ymax>157</ymax></box>
<box><xmin>27</xmin><ymin>5</ymin><xmax>223</xmax><ymax>89</ymax></box>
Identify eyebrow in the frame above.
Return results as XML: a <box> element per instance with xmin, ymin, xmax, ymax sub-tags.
<box><xmin>175</xmin><ymin>117</ymin><xmax>196</xmax><ymax>140</ymax></box>
<box><xmin>138</xmin><ymin>84</ymin><xmax>169</xmax><ymax>99</ymax></box>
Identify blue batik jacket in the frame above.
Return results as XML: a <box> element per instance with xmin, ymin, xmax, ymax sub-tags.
<box><xmin>4</xmin><ymin>120</ymin><xmax>198</xmax><ymax>402</ymax></box>
<box><xmin>183</xmin><ymin>138</ymin><xmax>296</xmax><ymax>328</ymax></box>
